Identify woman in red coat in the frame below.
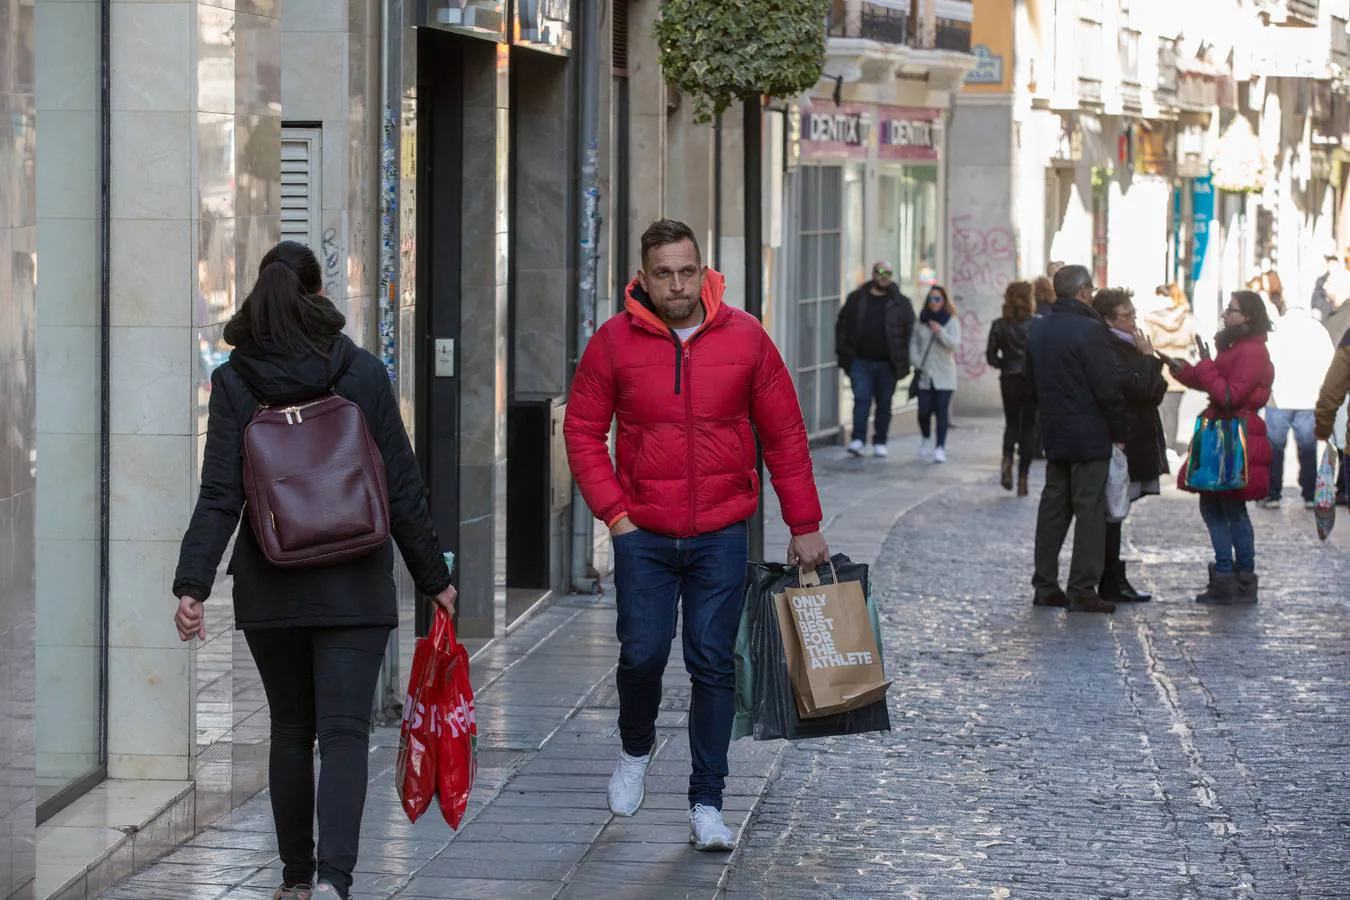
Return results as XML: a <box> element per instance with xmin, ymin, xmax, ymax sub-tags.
<box><xmin>1168</xmin><ymin>290</ymin><xmax>1275</xmax><ymax>605</ymax></box>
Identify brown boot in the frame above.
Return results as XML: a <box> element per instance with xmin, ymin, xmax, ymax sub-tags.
<box><xmin>1000</xmin><ymin>457</ymin><xmax>1014</xmax><ymax>491</ymax></box>
<box><xmin>1196</xmin><ymin>570</ymin><xmax>1237</xmax><ymax>605</ymax></box>
<box><xmin>1067</xmin><ymin>592</ymin><xmax>1116</xmax><ymax>613</ymax></box>
<box><xmin>1235</xmin><ymin>570</ymin><xmax>1259</xmax><ymax>604</ymax></box>
<box><xmin>1017</xmin><ymin>471</ymin><xmax>1029</xmax><ymax>497</ymax></box>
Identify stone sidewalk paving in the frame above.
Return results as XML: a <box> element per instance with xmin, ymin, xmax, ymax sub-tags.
<box><xmin>96</xmin><ymin>417</ymin><xmax>987</xmax><ymax>900</ymax></box>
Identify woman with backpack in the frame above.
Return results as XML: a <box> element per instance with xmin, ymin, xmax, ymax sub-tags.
<box><xmin>172</xmin><ymin>241</ymin><xmax>457</xmax><ymax>900</ymax></box>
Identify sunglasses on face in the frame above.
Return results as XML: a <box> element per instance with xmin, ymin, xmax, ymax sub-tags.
<box><xmin>927</xmin><ymin>295</ymin><xmax>943</xmax><ymax>303</ymax></box>
<box><xmin>874</xmin><ymin>268</ymin><xmax>893</xmax><ymax>277</ymax></box>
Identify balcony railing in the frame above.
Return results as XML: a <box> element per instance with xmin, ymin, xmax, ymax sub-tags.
<box><xmin>828</xmin><ymin>0</ymin><xmax>912</xmax><ymax>45</ymax></box>
<box><xmin>934</xmin><ymin>19</ymin><xmax>972</xmax><ymax>53</ymax></box>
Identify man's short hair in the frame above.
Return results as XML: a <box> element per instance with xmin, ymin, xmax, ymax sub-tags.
<box><xmin>1053</xmin><ymin>264</ymin><xmax>1092</xmax><ymax>300</ymax></box>
<box><xmin>641</xmin><ymin>219</ymin><xmax>701</xmax><ymax>269</ymax></box>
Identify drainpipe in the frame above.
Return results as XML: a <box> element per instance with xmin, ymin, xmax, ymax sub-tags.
<box><xmin>570</xmin><ymin>0</ymin><xmax>602</xmax><ymax>593</ymax></box>
<box><xmin>714</xmin><ymin>113</ymin><xmax>723</xmax><ymax>269</ymax></box>
<box><xmin>744</xmin><ymin>95</ymin><xmax>765</xmax><ymax>563</ymax></box>
<box><xmin>99</xmin><ymin>0</ymin><xmax>111</xmax><ymax>764</ymax></box>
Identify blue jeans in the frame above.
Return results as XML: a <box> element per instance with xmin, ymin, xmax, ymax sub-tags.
<box><xmin>1264</xmin><ymin>407</ymin><xmax>1316</xmax><ymax>501</ymax></box>
<box><xmin>849</xmin><ymin>359</ymin><xmax>898</xmax><ymax>444</ymax></box>
<box><xmin>917</xmin><ymin>388</ymin><xmax>954</xmax><ymax>447</ymax></box>
<box><xmin>611</xmin><ymin>521</ymin><xmax>749</xmax><ymax>809</ymax></box>
<box><xmin>1198</xmin><ymin>493</ymin><xmax>1256</xmax><ymax>573</ymax></box>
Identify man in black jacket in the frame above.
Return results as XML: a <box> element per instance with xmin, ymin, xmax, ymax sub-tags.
<box><xmin>836</xmin><ymin>262</ymin><xmax>916</xmax><ymax>458</ymax></box>
<box><xmin>1026</xmin><ymin>265</ymin><xmax>1128</xmax><ymax>613</ymax></box>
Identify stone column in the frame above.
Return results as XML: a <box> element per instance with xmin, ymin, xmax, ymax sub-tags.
<box><xmin>625</xmin><ymin>0</ymin><xmax>665</xmax><ymax>273</ymax></box>
<box><xmin>456</xmin><ymin>39</ymin><xmax>509</xmax><ymax>639</ymax></box>
<box><xmin>281</xmin><ymin>0</ymin><xmax>380</xmax><ymax>347</ymax></box>
<box><xmin>105</xmin><ymin>0</ymin><xmax>280</xmax><ymax>781</ymax></box>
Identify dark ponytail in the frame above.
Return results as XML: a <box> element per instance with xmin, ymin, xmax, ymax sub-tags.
<box><xmin>223</xmin><ymin>241</ymin><xmax>346</xmax><ymax>354</ymax></box>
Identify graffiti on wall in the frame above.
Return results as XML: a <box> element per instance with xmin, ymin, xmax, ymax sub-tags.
<box><xmin>953</xmin><ymin>307</ymin><xmax>989</xmax><ymax>381</ymax></box>
<box><xmin>951</xmin><ymin>215</ymin><xmax>1016</xmax><ymax>288</ymax></box>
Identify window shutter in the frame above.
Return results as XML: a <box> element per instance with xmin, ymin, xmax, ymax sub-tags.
<box><xmin>280</xmin><ymin>127</ymin><xmax>322</xmax><ymax>249</ymax></box>
<box><xmin>612</xmin><ymin>0</ymin><xmax>628</xmax><ymax>76</ymax></box>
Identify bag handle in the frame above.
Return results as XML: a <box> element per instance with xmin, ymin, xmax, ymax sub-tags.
<box><xmin>430</xmin><ymin>606</ymin><xmax>457</xmax><ymax>651</ymax></box>
<box><xmin>797</xmin><ymin>559</ymin><xmax>839</xmax><ymax>587</ymax></box>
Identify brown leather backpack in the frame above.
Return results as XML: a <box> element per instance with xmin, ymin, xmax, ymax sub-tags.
<box><xmin>241</xmin><ymin>393</ymin><xmax>391</xmax><ymax>568</ymax></box>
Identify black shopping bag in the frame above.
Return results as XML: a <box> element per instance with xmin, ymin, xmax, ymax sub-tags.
<box><xmin>739</xmin><ymin>554</ymin><xmax>891</xmax><ymax>742</ymax></box>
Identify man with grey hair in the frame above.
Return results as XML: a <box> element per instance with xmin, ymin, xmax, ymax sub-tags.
<box><xmin>1025</xmin><ymin>264</ymin><xmax>1127</xmax><ymax>613</ymax></box>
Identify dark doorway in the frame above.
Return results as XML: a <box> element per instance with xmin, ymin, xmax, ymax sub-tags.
<box><xmin>414</xmin><ymin>27</ymin><xmax>465</xmax><ymax>636</ymax></box>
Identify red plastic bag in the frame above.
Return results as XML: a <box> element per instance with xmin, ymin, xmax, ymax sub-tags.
<box><xmin>432</xmin><ymin>617</ymin><xmax>477</xmax><ymax>830</ymax></box>
<box><xmin>395</xmin><ymin>608</ymin><xmax>452</xmax><ymax>823</ymax></box>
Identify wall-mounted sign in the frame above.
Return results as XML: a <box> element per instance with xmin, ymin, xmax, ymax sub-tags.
<box><xmin>514</xmin><ymin>0</ymin><xmax>572</xmax><ymax>53</ymax></box>
<box><xmin>878</xmin><ymin>106</ymin><xmax>941</xmax><ymax>161</ymax></box>
<box><xmin>963</xmin><ymin>0</ymin><xmax>1013</xmax><ymax>93</ymax></box>
<box><xmin>799</xmin><ymin>103</ymin><xmax>874</xmax><ymax>160</ymax></box>
<box><xmin>1191</xmin><ymin>174</ymin><xmax>1214</xmax><ymax>285</ymax></box>
<box><xmin>965</xmin><ymin>45</ymin><xmax>1006</xmax><ymax>87</ymax></box>
<box><xmin>427</xmin><ymin>0</ymin><xmax>507</xmax><ymax>42</ymax></box>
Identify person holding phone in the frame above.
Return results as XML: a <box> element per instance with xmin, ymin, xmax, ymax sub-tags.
<box><xmin>1165</xmin><ymin>290</ymin><xmax>1275</xmax><ymax>605</ymax></box>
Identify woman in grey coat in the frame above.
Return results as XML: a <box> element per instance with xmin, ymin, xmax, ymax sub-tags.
<box><xmin>909</xmin><ymin>285</ymin><xmax>962</xmax><ymax>463</ymax></box>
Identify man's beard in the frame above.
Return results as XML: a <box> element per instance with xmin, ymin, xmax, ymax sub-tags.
<box><xmin>661</xmin><ymin>296</ymin><xmax>698</xmax><ymax>321</ymax></box>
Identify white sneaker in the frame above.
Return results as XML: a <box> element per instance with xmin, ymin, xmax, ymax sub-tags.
<box><xmin>873</xmin><ymin>444</ymin><xmax>888</xmax><ymax>458</ymax></box>
<box><xmin>917</xmin><ymin>438</ymin><xmax>933</xmax><ymax>459</ymax></box>
<box><xmin>847</xmin><ymin>439</ymin><xmax>864</xmax><ymax>457</ymax></box>
<box><xmin>933</xmin><ymin>446</ymin><xmax>947</xmax><ymax>464</ymax></box>
<box><xmin>607</xmin><ymin>751</ymin><xmax>649</xmax><ymax>816</ymax></box>
<box><xmin>688</xmin><ymin>804</ymin><xmax>736</xmax><ymax>851</ymax></box>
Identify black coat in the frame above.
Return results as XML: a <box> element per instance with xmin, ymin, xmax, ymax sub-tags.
<box><xmin>173</xmin><ymin>334</ymin><xmax>451</xmax><ymax>630</ymax></box>
<box><xmin>1026</xmin><ymin>298</ymin><xmax>1128</xmax><ymax>462</ymax></box>
<box><xmin>836</xmin><ymin>282</ymin><xmax>916</xmax><ymax>375</ymax></box>
<box><xmin>1104</xmin><ymin>332</ymin><xmax>1169</xmax><ymax>482</ymax></box>
<box><xmin>986</xmin><ymin>316</ymin><xmax>1032</xmax><ymax>377</ymax></box>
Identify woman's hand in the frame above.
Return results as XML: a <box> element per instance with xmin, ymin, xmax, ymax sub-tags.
<box><xmin>1135</xmin><ymin>329</ymin><xmax>1154</xmax><ymax>356</ymax></box>
<box><xmin>434</xmin><ymin>584</ymin><xmax>458</xmax><ymax>616</ymax></box>
<box><xmin>928</xmin><ymin>320</ymin><xmax>942</xmax><ymax>334</ymax></box>
<box><xmin>174</xmin><ymin>596</ymin><xmax>206</xmax><ymax>641</ymax></box>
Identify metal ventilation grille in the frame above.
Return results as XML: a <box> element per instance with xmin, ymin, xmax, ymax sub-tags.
<box><xmin>612</xmin><ymin>0</ymin><xmax>629</xmax><ymax>76</ymax></box>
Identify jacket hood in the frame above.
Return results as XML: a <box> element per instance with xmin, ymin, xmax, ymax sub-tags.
<box><xmin>1148</xmin><ymin>304</ymin><xmax>1192</xmax><ymax>333</ymax></box>
<box><xmin>624</xmin><ymin>269</ymin><xmax>728</xmax><ymax>335</ymax></box>
<box><xmin>227</xmin><ymin>333</ymin><xmax>359</xmax><ymax>405</ymax></box>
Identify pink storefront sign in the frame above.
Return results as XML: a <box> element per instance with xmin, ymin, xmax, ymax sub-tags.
<box><xmin>877</xmin><ymin>106</ymin><xmax>941</xmax><ymax>162</ymax></box>
<box><xmin>799</xmin><ymin>103</ymin><xmax>874</xmax><ymax>160</ymax></box>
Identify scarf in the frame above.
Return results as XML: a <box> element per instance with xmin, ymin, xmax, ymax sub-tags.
<box><xmin>1215</xmin><ymin>323</ymin><xmax>1252</xmax><ymax>354</ymax></box>
<box><xmin>920</xmin><ymin>303</ymin><xmax>952</xmax><ymax>327</ymax></box>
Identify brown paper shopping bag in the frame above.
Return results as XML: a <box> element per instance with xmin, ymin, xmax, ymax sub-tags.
<box><xmin>775</xmin><ymin>566</ymin><xmax>890</xmax><ymax>719</ymax></box>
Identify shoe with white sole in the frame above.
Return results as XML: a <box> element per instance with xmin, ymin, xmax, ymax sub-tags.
<box><xmin>873</xmin><ymin>444</ymin><xmax>888</xmax><ymax>458</ymax></box>
<box><xmin>688</xmin><ymin>804</ymin><xmax>736</xmax><ymax>851</ymax></box>
<box><xmin>933</xmin><ymin>446</ymin><xmax>947</xmax><ymax>464</ymax></box>
<box><xmin>607</xmin><ymin>751</ymin><xmax>650</xmax><ymax>816</ymax></box>
<box><xmin>847</xmin><ymin>438</ymin><xmax>864</xmax><ymax>457</ymax></box>
<box><xmin>917</xmin><ymin>438</ymin><xmax>933</xmax><ymax>459</ymax></box>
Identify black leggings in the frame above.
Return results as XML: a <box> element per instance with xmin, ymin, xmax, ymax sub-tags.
<box><xmin>245</xmin><ymin>625</ymin><xmax>392</xmax><ymax>898</ymax></box>
<box><xmin>999</xmin><ymin>375</ymin><xmax>1038</xmax><ymax>474</ymax></box>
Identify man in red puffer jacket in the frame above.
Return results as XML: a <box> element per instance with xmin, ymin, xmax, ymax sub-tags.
<box><xmin>565</xmin><ymin>218</ymin><xmax>830</xmax><ymax>851</ymax></box>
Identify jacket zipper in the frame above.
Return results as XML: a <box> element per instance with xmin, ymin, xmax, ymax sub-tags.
<box><xmin>670</xmin><ymin>330</ymin><xmax>683</xmax><ymax>394</ymax></box>
<box><xmin>683</xmin><ymin>343</ymin><xmax>696</xmax><ymax>535</ymax></box>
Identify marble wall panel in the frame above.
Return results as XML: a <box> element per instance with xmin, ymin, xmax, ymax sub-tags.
<box><xmin>2</xmin><ymin>0</ymin><xmax>38</xmax><ymax>890</ymax></box>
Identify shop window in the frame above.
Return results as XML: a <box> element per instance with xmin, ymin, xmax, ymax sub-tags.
<box><xmin>795</xmin><ymin>165</ymin><xmax>844</xmax><ymax>438</ymax></box>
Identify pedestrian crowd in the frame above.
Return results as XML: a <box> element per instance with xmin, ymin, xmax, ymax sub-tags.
<box><xmin>159</xmin><ymin>222</ymin><xmax>1350</xmax><ymax>899</ymax></box>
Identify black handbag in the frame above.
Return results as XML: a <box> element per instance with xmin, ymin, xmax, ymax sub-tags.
<box><xmin>907</xmin><ymin>333</ymin><xmax>936</xmax><ymax>401</ymax></box>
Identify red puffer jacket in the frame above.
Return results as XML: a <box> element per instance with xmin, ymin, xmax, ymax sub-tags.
<box><xmin>1175</xmin><ymin>333</ymin><xmax>1274</xmax><ymax>502</ymax></box>
<box><xmin>564</xmin><ymin>270</ymin><xmax>822</xmax><ymax>538</ymax></box>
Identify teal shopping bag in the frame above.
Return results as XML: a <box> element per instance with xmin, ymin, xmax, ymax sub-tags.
<box><xmin>1184</xmin><ymin>415</ymin><xmax>1249</xmax><ymax>492</ymax></box>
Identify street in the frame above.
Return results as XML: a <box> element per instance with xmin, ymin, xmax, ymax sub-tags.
<box><xmin>96</xmin><ymin>419</ymin><xmax>1350</xmax><ymax>899</ymax></box>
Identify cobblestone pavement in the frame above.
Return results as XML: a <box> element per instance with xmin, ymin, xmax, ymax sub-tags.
<box><xmin>94</xmin><ymin>418</ymin><xmax>1350</xmax><ymax>899</ymax></box>
<box><xmin>724</xmin><ymin>433</ymin><xmax>1350</xmax><ymax>899</ymax></box>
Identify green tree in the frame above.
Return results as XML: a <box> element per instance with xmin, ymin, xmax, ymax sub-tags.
<box><xmin>654</xmin><ymin>0</ymin><xmax>830</xmax><ymax>122</ymax></box>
